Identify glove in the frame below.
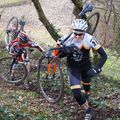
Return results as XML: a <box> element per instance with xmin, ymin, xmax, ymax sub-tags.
<box><xmin>87</xmin><ymin>67</ymin><xmax>102</xmax><ymax>77</ymax></box>
<box><xmin>52</xmin><ymin>50</ymin><xmax>59</xmax><ymax>56</ymax></box>
<box><xmin>64</xmin><ymin>44</ymin><xmax>79</xmax><ymax>53</ymax></box>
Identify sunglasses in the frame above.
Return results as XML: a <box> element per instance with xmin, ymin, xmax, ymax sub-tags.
<box><xmin>74</xmin><ymin>32</ymin><xmax>83</xmax><ymax>36</ymax></box>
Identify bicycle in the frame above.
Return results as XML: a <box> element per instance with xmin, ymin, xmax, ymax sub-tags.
<box><xmin>37</xmin><ymin>45</ymin><xmax>83</xmax><ymax>103</ymax></box>
<box><xmin>0</xmin><ymin>16</ymin><xmax>33</xmax><ymax>84</ymax></box>
<box><xmin>0</xmin><ymin>47</ymin><xmax>34</xmax><ymax>84</ymax></box>
<box><xmin>78</xmin><ymin>3</ymin><xmax>100</xmax><ymax>35</ymax></box>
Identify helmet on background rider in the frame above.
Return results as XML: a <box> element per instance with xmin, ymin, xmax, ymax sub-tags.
<box><xmin>18</xmin><ymin>32</ymin><xmax>29</xmax><ymax>43</ymax></box>
<box><xmin>72</xmin><ymin>19</ymin><xmax>88</xmax><ymax>32</ymax></box>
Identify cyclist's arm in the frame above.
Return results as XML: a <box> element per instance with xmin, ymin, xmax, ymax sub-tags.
<box><xmin>52</xmin><ymin>44</ymin><xmax>68</xmax><ymax>58</ymax></box>
<box><xmin>52</xmin><ymin>33</ymin><xmax>73</xmax><ymax>57</ymax></box>
<box><xmin>9</xmin><ymin>45</ymin><xmax>18</xmax><ymax>56</ymax></box>
<box><xmin>8</xmin><ymin>38</ymin><xmax>18</xmax><ymax>47</ymax></box>
<box><xmin>9</xmin><ymin>40</ymin><xmax>24</xmax><ymax>57</ymax></box>
<box><xmin>27</xmin><ymin>40</ymin><xmax>45</xmax><ymax>52</ymax></box>
<box><xmin>90</xmin><ymin>37</ymin><xmax>107</xmax><ymax>69</ymax></box>
<box><xmin>34</xmin><ymin>45</ymin><xmax>44</xmax><ymax>52</ymax></box>
<box><xmin>52</xmin><ymin>45</ymin><xmax>59</xmax><ymax>56</ymax></box>
<box><xmin>96</xmin><ymin>47</ymin><xmax>107</xmax><ymax>68</ymax></box>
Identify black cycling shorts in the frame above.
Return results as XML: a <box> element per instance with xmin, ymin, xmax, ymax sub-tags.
<box><xmin>67</xmin><ymin>60</ymin><xmax>91</xmax><ymax>88</ymax></box>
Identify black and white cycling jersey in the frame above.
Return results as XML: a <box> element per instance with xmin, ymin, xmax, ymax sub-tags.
<box><xmin>57</xmin><ymin>32</ymin><xmax>101</xmax><ymax>51</ymax></box>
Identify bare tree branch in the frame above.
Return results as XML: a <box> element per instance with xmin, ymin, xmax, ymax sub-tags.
<box><xmin>104</xmin><ymin>0</ymin><xmax>112</xmax><ymax>24</ymax></box>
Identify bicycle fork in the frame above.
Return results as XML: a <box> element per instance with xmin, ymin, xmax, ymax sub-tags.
<box><xmin>46</xmin><ymin>62</ymin><xmax>57</xmax><ymax>79</ymax></box>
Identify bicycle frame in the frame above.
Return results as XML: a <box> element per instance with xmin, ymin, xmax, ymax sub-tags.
<box><xmin>10</xmin><ymin>47</ymin><xmax>31</xmax><ymax>77</ymax></box>
<box><xmin>11</xmin><ymin>47</ymin><xmax>31</xmax><ymax>64</ymax></box>
<box><xmin>45</xmin><ymin>46</ymin><xmax>78</xmax><ymax>77</ymax></box>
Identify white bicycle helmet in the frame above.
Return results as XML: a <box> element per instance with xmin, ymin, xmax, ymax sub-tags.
<box><xmin>72</xmin><ymin>19</ymin><xmax>88</xmax><ymax>31</ymax></box>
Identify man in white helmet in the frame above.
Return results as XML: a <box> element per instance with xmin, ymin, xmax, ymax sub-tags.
<box><xmin>52</xmin><ymin>19</ymin><xmax>107</xmax><ymax>120</ymax></box>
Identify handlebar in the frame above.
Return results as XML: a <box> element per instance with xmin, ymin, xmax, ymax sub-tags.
<box><xmin>50</xmin><ymin>45</ymin><xmax>79</xmax><ymax>52</ymax></box>
<box><xmin>46</xmin><ymin>45</ymin><xmax>81</xmax><ymax>58</ymax></box>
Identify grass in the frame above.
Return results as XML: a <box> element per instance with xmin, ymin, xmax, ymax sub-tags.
<box><xmin>0</xmin><ymin>87</ymin><xmax>52</xmax><ymax>120</ymax></box>
<box><xmin>102</xmin><ymin>49</ymin><xmax>120</xmax><ymax>82</ymax></box>
<box><xmin>26</xmin><ymin>26</ymin><xmax>56</xmax><ymax>48</ymax></box>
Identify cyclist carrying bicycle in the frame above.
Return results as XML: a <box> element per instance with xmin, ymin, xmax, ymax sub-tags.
<box><xmin>8</xmin><ymin>31</ymin><xmax>44</xmax><ymax>89</ymax></box>
<box><xmin>53</xmin><ymin>19</ymin><xmax>107</xmax><ymax>120</ymax></box>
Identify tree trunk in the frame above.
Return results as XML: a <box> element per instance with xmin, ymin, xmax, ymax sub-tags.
<box><xmin>31</xmin><ymin>0</ymin><xmax>61</xmax><ymax>41</ymax></box>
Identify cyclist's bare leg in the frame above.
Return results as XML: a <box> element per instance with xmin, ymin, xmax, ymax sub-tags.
<box><xmin>81</xmin><ymin>100</ymin><xmax>89</xmax><ymax>110</ymax></box>
<box><xmin>11</xmin><ymin>69</ymin><xmax>15</xmax><ymax>81</ymax></box>
<box><xmin>11</xmin><ymin>69</ymin><xmax>14</xmax><ymax>77</ymax></box>
<box><xmin>24</xmin><ymin>62</ymin><xmax>30</xmax><ymax>88</ymax></box>
<box><xmin>11</xmin><ymin>64</ymin><xmax>17</xmax><ymax>80</ymax></box>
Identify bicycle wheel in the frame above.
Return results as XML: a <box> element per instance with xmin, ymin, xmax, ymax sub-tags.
<box><xmin>87</xmin><ymin>12</ymin><xmax>100</xmax><ymax>35</ymax></box>
<box><xmin>0</xmin><ymin>57</ymin><xmax>27</xmax><ymax>84</ymax></box>
<box><xmin>6</xmin><ymin>16</ymin><xmax>18</xmax><ymax>32</ymax></box>
<box><xmin>5</xmin><ymin>16</ymin><xmax>18</xmax><ymax>45</ymax></box>
<box><xmin>37</xmin><ymin>55</ymin><xmax>64</xmax><ymax>103</ymax></box>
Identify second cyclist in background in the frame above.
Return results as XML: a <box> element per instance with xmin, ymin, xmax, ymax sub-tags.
<box><xmin>9</xmin><ymin>31</ymin><xmax>44</xmax><ymax>89</ymax></box>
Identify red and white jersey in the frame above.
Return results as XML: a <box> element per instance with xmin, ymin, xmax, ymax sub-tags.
<box><xmin>9</xmin><ymin>38</ymin><xmax>44</xmax><ymax>53</ymax></box>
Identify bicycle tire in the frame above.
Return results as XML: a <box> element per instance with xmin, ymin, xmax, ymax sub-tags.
<box><xmin>6</xmin><ymin>16</ymin><xmax>18</xmax><ymax>32</ymax></box>
<box><xmin>0</xmin><ymin>57</ymin><xmax>27</xmax><ymax>84</ymax></box>
<box><xmin>5</xmin><ymin>16</ymin><xmax>18</xmax><ymax>45</ymax></box>
<box><xmin>87</xmin><ymin>12</ymin><xmax>100</xmax><ymax>35</ymax></box>
<box><xmin>37</xmin><ymin>55</ymin><xmax>64</xmax><ymax>103</ymax></box>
